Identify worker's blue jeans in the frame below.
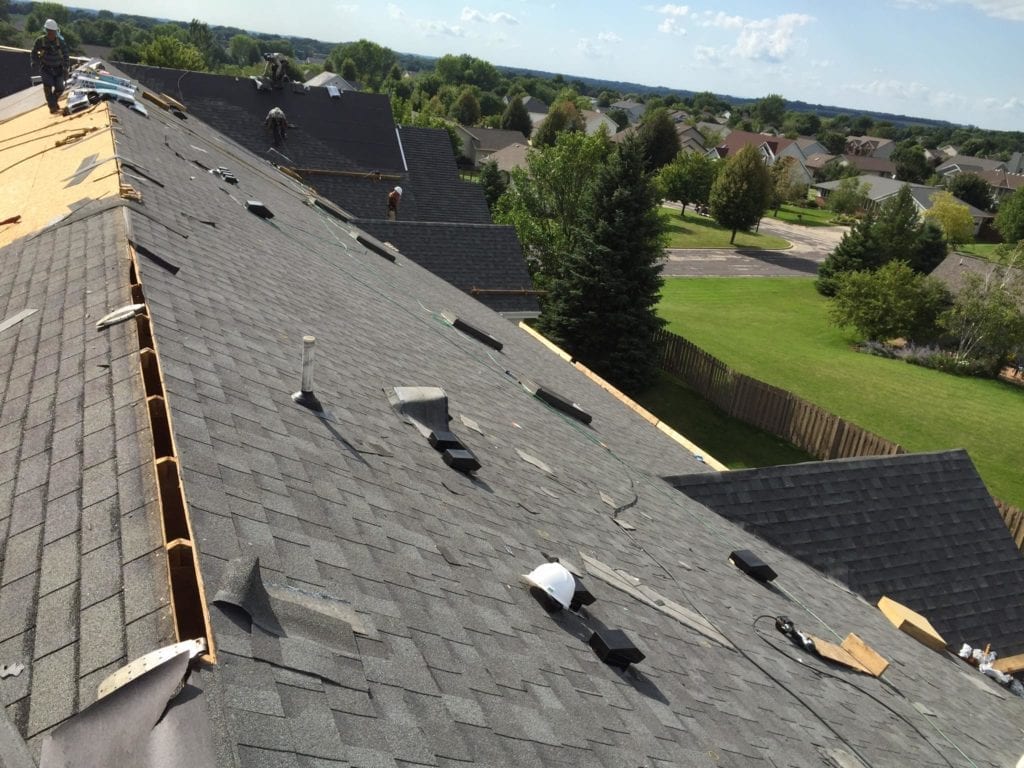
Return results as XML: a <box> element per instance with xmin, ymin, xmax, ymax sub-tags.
<box><xmin>41</xmin><ymin>66</ymin><xmax>64</xmax><ymax>112</ymax></box>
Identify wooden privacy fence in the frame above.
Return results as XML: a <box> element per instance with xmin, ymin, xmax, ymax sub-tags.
<box><xmin>997</xmin><ymin>500</ymin><xmax>1024</xmax><ymax>549</ymax></box>
<box><xmin>654</xmin><ymin>328</ymin><xmax>905</xmax><ymax>461</ymax></box>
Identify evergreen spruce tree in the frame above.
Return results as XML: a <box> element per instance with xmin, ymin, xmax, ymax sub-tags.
<box><xmin>537</xmin><ymin>136</ymin><xmax>666</xmax><ymax>393</ymax></box>
<box><xmin>874</xmin><ymin>185</ymin><xmax>920</xmax><ymax>264</ymax></box>
<box><xmin>478</xmin><ymin>161</ymin><xmax>506</xmax><ymax>212</ymax></box>
<box><xmin>500</xmin><ymin>96</ymin><xmax>532</xmax><ymax>139</ymax></box>
<box><xmin>816</xmin><ymin>211</ymin><xmax>878</xmax><ymax>296</ymax></box>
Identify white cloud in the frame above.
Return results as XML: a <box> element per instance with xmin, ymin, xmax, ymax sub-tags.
<box><xmin>731</xmin><ymin>13</ymin><xmax>813</xmax><ymax>61</ymax></box>
<box><xmin>699</xmin><ymin>10</ymin><xmax>745</xmax><ymax>28</ymax></box>
<box><xmin>1002</xmin><ymin>96</ymin><xmax>1024</xmax><ymax>110</ymax></box>
<box><xmin>578</xmin><ymin>31</ymin><xmax>622</xmax><ymax>58</ymax></box>
<box><xmin>335</xmin><ymin>3</ymin><xmax>359</xmax><ymax>12</ymax></box>
<box><xmin>460</xmin><ymin>7</ymin><xmax>519</xmax><ymax>24</ymax></box>
<box><xmin>845</xmin><ymin>79</ymin><xmax>963</xmax><ymax>109</ymax></box>
<box><xmin>657</xmin><ymin>3</ymin><xmax>689</xmax><ymax>15</ymax></box>
<box><xmin>694</xmin><ymin>45</ymin><xmax>720</xmax><ymax>63</ymax></box>
<box><xmin>386</xmin><ymin>3</ymin><xmax>406</xmax><ymax>19</ymax></box>
<box><xmin>658</xmin><ymin>17</ymin><xmax>686</xmax><ymax>34</ymax></box>
<box><xmin>892</xmin><ymin>0</ymin><xmax>1024</xmax><ymax>19</ymax></box>
<box><xmin>418</xmin><ymin>19</ymin><xmax>465</xmax><ymax>35</ymax></box>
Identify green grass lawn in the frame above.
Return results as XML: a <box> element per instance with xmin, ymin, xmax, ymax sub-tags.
<box><xmin>957</xmin><ymin>243</ymin><xmax>1003</xmax><ymax>260</ymax></box>
<box><xmin>636</xmin><ymin>372</ymin><xmax>813</xmax><ymax>469</ymax></box>
<box><xmin>766</xmin><ymin>203</ymin><xmax>837</xmax><ymax>227</ymax></box>
<box><xmin>660</xmin><ymin>207</ymin><xmax>791</xmax><ymax>250</ymax></box>
<box><xmin>657</xmin><ymin>277</ymin><xmax>1024</xmax><ymax>508</ymax></box>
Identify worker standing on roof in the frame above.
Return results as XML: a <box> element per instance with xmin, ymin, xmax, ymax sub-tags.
<box><xmin>265</xmin><ymin>107</ymin><xmax>288</xmax><ymax>145</ymax></box>
<box><xmin>387</xmin><ymin>186</ymin><xmax>402</xmax><ymax>221</ymax></box>
<box><xmin>262</xmin><ymin>52</ymin><xmax>290</xmax><ymax>87</ymax></box>
<box><xmin>31</xmin><ymin>19</ymin><xmax>70</xmax><ymax>115</ymax></box>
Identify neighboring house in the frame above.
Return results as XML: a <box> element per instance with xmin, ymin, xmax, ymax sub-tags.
<box><xmin>708</xmin><ymin>130</ymin><xmax>811</xmax><ymax>185</ymax></box>
<box><xmin>303</xmin><ymin>71</ymin><xmax>359</xmax><ymax>91</ymax></box>
<box><xmin>845</xmin><ymin>134</ymin><xmax>896</xmax><ymax>158</ymax></box>
<box><xmin>487</xmin><ymin>141</ymin><xmax>530</xmax><ymax>174</ymax></box>
<box><xmin>931</xmin><ymin>252</ymin><xmax>1024</xmax><ymax>311</ymax></box>
<box><xmin>793</xmin><ymin>137</ymin><xmax>828</xmax><ymax>158</ymax></box>
<box><xmin>667</xmin><ymin>450</ymin><xmax>1024</xmax><ymax>655</ymax></box>
<box><xmin>813</xmin><ymin>175</ymin><xmax>993</xmax><ymax>233</ymax></box>
<box><xmin>453</xmin><ymin>125</ymin><xmax>527</xmax><ymax>167</ymax></box>
<box><xmin>937</xmin><ymin>154</ymin><xmax>1012</xmax><ymax>176</ymax></box>
<box><xmin>974</xmin><ymin>168</ymin><xmax>1024</xmax><ymax>204</ymax></box>
<box><xmin>580</xmin><ymin>109</ymin><xmax>617</xmax><ymax>136</ymax></box>
<box><xmin>695</xmin><ymin>120</ymin><xmax>730</xmax><ymax>145</ymax></box>
<box><xmin>115</xmin><ymin>62</ymin><xmax>535</xmax><ymax>315</ymax></box>
<box><xmin>805</xmin><ymin>153</ymin><xmax>896</xmax><ymax>179</ymax></box>
<box><xmin>3</xmin><ymin>68</ymin><xmax>1024</xmax><ymax>768</ymax></box>
<box><xmin>520</xmin><ymin>94</ymin><xmax>549</xmax><ymax>127</ymax></box>
<box><xmin>610</xmin><ymin>98</ymin><xmax>644</xmax><ymax>124</ymax></box>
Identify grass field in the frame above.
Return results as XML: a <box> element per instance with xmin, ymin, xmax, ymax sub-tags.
<box><xmin>660</xmin><ymin>207</ymin><xmax>790</xmax><ymax>250</ymax></box>
<box><xmin>657</xmin><ymin>277</ymin><xmax>1024</xmax><ymax>507</ymax></box>
<box><xmin>636</xmin><ymin>372</ymin><xmax>813</xmax><ymax>468</ymax></box>
<box><xmin>766</xmin><ymin>203</ymin><xmax>837</xmax><ymax>227</ymax></box>
<box><xmin>958</xmin><ymin>243</ymin><xmax>1003</xmax><ymax>260</ymax></box>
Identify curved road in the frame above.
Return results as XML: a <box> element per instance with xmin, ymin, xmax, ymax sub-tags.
<box><xmin>661</xmin><ymin>214</ymin><xmax>848</xmax><ymax>278</ymax></box>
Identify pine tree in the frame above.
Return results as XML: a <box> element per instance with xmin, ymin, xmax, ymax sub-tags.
<box><xmin>709</xmin><ymin>144</ymin><xmax>771</xmax><ymax>244</ymax></box>
<box><xmin>478</xmin><ymin>161</ymin><xmax>506</xmax><ymax>212</ymax></box>
<box><xmin>500</xmin><ymin>96</ymin><xmax>532</xmax><ymax>139</ymax></box>
<box><xmin>636</xmin><ymin>108</ymin><xmax>680</xmax><ymax>172</ymax></box>
<box><xmin>537</xmin><ymin>136</ymin><xmax>665</xmax><ymax>393</ymax></box>
<box><xmin>874</xmin><ymin>185</ymin><xmax>920</xmax><ymax>263</ymax></box>
<box><xmin>816</xmin><ymin>211</ymin><xmax>878</xmax><ymax>296</ymax></box>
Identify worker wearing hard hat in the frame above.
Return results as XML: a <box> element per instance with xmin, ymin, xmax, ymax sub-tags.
<box><xmin>31</xmin><ymin>19</ymin><xmax>70</xmax><ymax>114</ymax></box>
<box><xmin>265</xmin><ymin>106</ymin><xmax>288</xmax><ymax>145</ymax></box>
<box><xmin>387</xmin><ymin>186</ymin><xmax>402</xmax><ymax>221</ymax></box>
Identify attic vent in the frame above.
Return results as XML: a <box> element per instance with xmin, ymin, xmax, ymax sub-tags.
<box><xmin>729</xmin><ymin>550</ymin><xmax>777</xmax><ymax>582</ymax></box>
<box><xmin>389</xmin><ymin>386</ymin><xmax>481</xmax><ymax>473</ymax></box>
<box><xmin>441</xmin><ymin>312</ymin><xmax>503</xmax><ymax>351</ymax></box>
<box><xmin>326</xmin><ymin>85</ymin><xmax>341</xmax><ymax>99</ymax></box>
<box><xmin>589</xmin><ymin>629</ymin><xmax>645</xmax><ymax>670</ymax></box>
<box><xmin>246</xmin><ymin>201</ymin><xmax>274</xmax><ymax>219</ymax></box>
<box><xmin>519</xmin><ymin>378</ymin><xmax>592</xmax><ymax>424</ymax></box>
<box><xmin>355</xmin><ymin>232</ymin><xmax>397</xmax><ymax>262</ymax></box>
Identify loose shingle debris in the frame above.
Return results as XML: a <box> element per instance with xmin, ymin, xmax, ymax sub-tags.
<box><xmin>519</xmin><ymin>378</ymin><xmax>592</xmax><ymax>425</ymax></box>
<box><xmin>132</xmin><ymin>242</ymin><xmax>181</xmax><ymax>275</ymax></box>
<box><xmin>0</xmin><ymin>308</ymin><xmax>37</xmax><ymax>335</ymax></box>
<box><xmin>729</xmin><ymin>549</ymin><xmax>778</xmax><ymax>583</ymax></box>
<box><xmin>958</xmin><ymin>644</ymin><xmax>1024</xmax><ymax>697</ymax></box>
<box><xmin>209</xmin><ymin>167</ymin><xmax>238</xmax><ymax>184</ymax></box>
<box><xmin>38</xmin><ymin>648</ymin><xmax>215</xmax><ymax>768</ymax></box>
<box><xmin>0</xmin><ymin>662</ymin><xmax>24</xmax><ymax>679</ymax></box>
<box><xmin>441</xmin><ymin>312</ymin><xmax>503</xmax><ymax>351</ymax></box>
<box><xmin>516</xmin><ymin>448</ymin><xmax>553</xmax><ymax>475</ymax></box>
<box><xmin>95</xmin><ymin>303</ymin><xmax>145</xmax><ymax>330</ymax></box>
<box><xmin>581</xmin><ymin>553</ymin><xmax>733</xmax><ymax>649</ymax></box>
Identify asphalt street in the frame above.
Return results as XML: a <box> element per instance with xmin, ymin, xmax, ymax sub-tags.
<box><xmin>660</xmin><ymin>214</ymin><xmax>848</xmax><ymax>278</ymax></box>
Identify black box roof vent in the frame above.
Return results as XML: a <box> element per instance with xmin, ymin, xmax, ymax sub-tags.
<box><xmin>589</xmin><ymin>629</ymin><xmax>645</xmax><ymax>669</ymax></box>
<box><xmin>729</xmin><ymin>549</ymin><xmax>778</xmax><ymax>583</ymax></box>
<box><xmin>570</xmin><ymin>577</ymin><xmax>596</xmax><ymax>612</ymax></box>
<box><xmin>428</xmin><ymin>430</ymin><xmax>462</xmax><ymax>451</ymax></box>
<box><xmin>246</xmin><ymin>201</ymin><xmax>274</xmax><ymax>219</ymax></box>
<box><xmin>519</xmin><ymin>378</ymin><xmax>592</xmax><ymax>425</ymax></box>
<box><xmin>443</xmin><ymin>447</ymin><xmax>480</xmax><ymax>473</ymax></box>
<box><xmin>441</xmin><ymin>312</ymin><xmax>503</xmax><ymax>351</ymax></box>
<box><xmin>355</xmin><ymin>232</ymin><xmax>397</xmax><ymax>262</ymax></box>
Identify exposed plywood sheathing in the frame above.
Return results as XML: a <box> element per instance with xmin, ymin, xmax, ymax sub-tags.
<box><xmin>0</xmin><ymin>101</ymin><xmax>119</xmax><ymax>248</ymax></box>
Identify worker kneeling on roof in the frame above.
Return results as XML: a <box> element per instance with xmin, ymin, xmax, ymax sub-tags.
<box><xmin>265</xmin><ymin>107</ymin><xmax>288</xmax><ymax>145</ymax></box>
<box><xmin>31</xmin><ymin>19</ymin><xmax>70</xmax><ymax>115</ymax></box>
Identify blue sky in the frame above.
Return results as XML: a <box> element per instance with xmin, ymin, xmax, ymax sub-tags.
<box><xmin>90</xmin><ymin>0</ymin><xmax>1024</xmax><ymax>130</ymax></box>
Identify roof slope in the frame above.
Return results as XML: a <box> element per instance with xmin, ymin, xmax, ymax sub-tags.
<box><xmin>357</xmin><ymin>221</ymin><xmax>539</xmax><ymax>314</ymax></box>
<box><xmin>0</xmin><ymin>98</ymin><xmax>174</xmax><ymax>753</ymax></box>
<box><xmin>461</xmin><ymin>126</ymin><xmax>528</xmax><ymax>152</ymax></box>
<box><xmin>113</xmin><ymin>64</ymin><xmax>404</xmax><ymax>173</ymax></box>
<box><xmin>396</xmin><ymin>126</ymin><xmax>493</xmax><ymax>225</ymax></box>
<box><xmin>5</xmin><ymin>75</ymin><xmax>1024</xmax><ymax>767</ymax></box>
<box><xmin>666</xmin><ymin>450</ymin><xmax>1024</xmax><ymax>654</ymax></box>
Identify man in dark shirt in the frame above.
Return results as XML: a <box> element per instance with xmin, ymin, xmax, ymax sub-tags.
<box><xmin>31</xmin><ymin>19</ymin><xmax>70</xmax><ymax>114</ymax></box>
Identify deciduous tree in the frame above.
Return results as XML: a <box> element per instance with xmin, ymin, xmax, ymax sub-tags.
<box><xmin>450</xmin><ymin>88</ymin><xmax>480</xmax><ymax>126</ymax></box>
<box><xmin>709</xmin><ymin>145</ymin><xmax>771</xmax><ymax>243</ymax></box>
<box><xmin>532</xmin><ymin>100</ymin><xmax>585</xmax><ymax>148</ymax></box>
<box><xmin>656</xmin><ymin>151</ymin><xmax>717</xmax><ymax>215</ymax></box>
<box><xmin>328</xmin><ymin>39</ymin><xmax>396</xmax><ymax>90</ymax></box>
<box><xmin>995</xmin><ymin>186</ymin><xmax>1024</xmax><ymax>244</ymax></box>
<box><xmin>829</xmin><ymin>260</ymin><xmax>949</xmax><ymax>342</ymax></box>
<box><xmin>636</xmin><ymin>108</ymin><xmax>681</xmax><ymax>172</ymax></box>
<box><xmin>939</xmin><ymin>258</ymin><xmax>1024</xmax><ymax>365</ymax></box>
<box><xmin>891</xmin><ymin>142</ymin><xmax>930</xmax><ymax>183</ymax></box>
<box><xmin>946</xmin><ymin>172</ymin><xmax>993</xmax><ymax>212</ymax></box>
<box><xmin>924</xmin><ymin>191</ymin><xmax>974</xmax><ymax>248</ymax></box>
<box><xmin>141</xmin><ymin>36</ymin><xmax>206</xmax><ymax>71</ymax></box>
<box><xmin>827</xmin><ymin>176</ymin><xmax>869</xmax><ymax>214</ymax></box>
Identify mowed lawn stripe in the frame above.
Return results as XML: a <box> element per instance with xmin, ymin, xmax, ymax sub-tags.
<box><xmin>657</xmin><ymin>277</ymin><xmax>1024</xmax><ymax>507</ymax></box>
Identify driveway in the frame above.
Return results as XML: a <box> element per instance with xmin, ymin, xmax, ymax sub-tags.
<box><xmin>661</xmin><ymin>214</ymin><xmax>848</xmax><ymax>278</ymax></box>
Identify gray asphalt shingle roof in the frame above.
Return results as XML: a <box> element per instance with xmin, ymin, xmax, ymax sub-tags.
<box><xmin>4</xmin><ymin>73</ymin><xmax>1024</xmax><ymax>768</ymax></box>
<box><xmin>666</xmin><ymin>450</ymin><xmax>1024</xmax><ymax>656</ymax></box>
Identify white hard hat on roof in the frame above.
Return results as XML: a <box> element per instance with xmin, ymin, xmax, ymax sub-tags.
<box><xmin>44</xmin><ymin>18</ymin><xmax>59</xmax><ymax>31</ymax></box>
<box><xmin>523</xmin><ymin>562</ymin><xmax>575</xmax><ymax>609</ymax></box>
<box><xmin>394</xmin><ymin>186</ymin><xmax>403</xmax><ymax>195</ymax></box>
